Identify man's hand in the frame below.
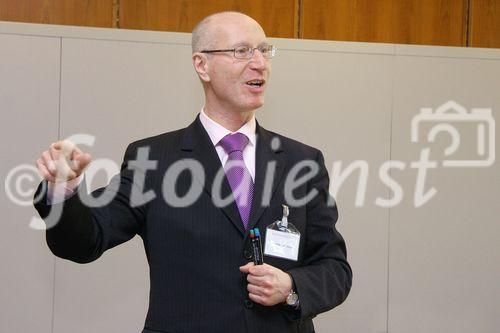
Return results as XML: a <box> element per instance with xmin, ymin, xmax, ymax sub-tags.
<box><xmin>36</xmin><ymin>140</ymin><xmax>92</xmax><ymax>184</ymax></box>
<box><xmin>239</xmin><ymin>262</ymin><xmax>293</xmax><ymax>306</ymax></box>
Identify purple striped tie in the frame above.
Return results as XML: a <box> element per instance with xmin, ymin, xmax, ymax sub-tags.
<box><xmin>219</xmin><ymin>133</ymin><xmax>254</xmax><ymax>229</ymax></box>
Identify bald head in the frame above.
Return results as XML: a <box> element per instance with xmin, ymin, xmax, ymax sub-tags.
<box><xmin>191</xmin><ymin>12</ymin><xmax>265</xmax><ymax>53</ymax></box>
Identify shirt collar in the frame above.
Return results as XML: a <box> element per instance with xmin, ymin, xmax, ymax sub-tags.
<box><xmin>199</xmin><ymin>108</ymin><xmax>256</xmax><ymax>147</ymax></box>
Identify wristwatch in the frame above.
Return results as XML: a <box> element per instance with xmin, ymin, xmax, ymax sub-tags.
<box><xmin>285</xmin><ymin>290</ymin><xmax>300</xmax><ymax>307</ymax></box>
<box><xmin>285</xmin><ymin>273</ymin><xmax>300</xmax><ymax>307</ymax></box>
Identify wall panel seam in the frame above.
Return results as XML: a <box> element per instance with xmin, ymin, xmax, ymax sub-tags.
<box><xmin>51</xmin><ymin>36</ymin><xmax>63</xmax><ymax>333</ymax></box>
<box><xmin>386</xmin><ymin>48</ymin><xmax>397</xmax><ymax>333</ymax></box>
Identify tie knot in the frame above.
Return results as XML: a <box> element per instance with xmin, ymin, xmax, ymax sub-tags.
<box><xmin>219</xmin><ymin>132</ymin><xmax>249</xmax><ymax>154</ymax></box>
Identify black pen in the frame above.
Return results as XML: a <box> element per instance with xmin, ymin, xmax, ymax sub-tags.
<box><xmin>249</xmin><ymin>228</ymin><xmax>264</xmax><ymax>265</ymax></box>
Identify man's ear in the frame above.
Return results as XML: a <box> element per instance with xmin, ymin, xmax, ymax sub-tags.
<box><xmin>192</xmin><ymin>53</ymin><xmax>210</xmax><ymax>82</ymax></box>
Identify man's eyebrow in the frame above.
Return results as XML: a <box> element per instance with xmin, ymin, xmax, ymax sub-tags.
<box><xmin>232</xmin><ymin>42</ymin><xmax>251</xmax><ymax>47</ymax></box>
<box><xmin>231</xmin><ymin>41</ymin><xmax>269</xmax><ymax>48</ymax></box>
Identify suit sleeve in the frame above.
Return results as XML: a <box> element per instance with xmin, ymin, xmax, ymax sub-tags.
<box><xmin>286</xmin><ymin>150</ymin><xmax>352</xmax><ymax>320</ymax></box>
<box><xmin>33</xmin><ymin>143</ymin><xmax>148</xmax><ymax>263</ymax></box>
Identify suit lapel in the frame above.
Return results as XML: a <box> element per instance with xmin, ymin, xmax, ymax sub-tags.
<box><xmin>247</xmin><ymin>123</ymin><xmax>285</xmax><ymax>231</ymax></box>
<box><xmin>180</xmin><ymin>116</ymin><xmax>246</xmax><ymax>236</ymax></box>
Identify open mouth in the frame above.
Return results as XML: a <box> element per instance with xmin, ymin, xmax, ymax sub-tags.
<box><xmin>246</xmin><ymin>79</ymin><xmax>265</xmax><ymax>87</ymax></box>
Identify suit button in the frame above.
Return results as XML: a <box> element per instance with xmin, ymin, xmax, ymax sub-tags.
<box><xmin>243</xmin><ymin>250</ymin><xmax>253</xmax><ymax>260</ymax></box>
<box><xmin>244</xmin><ymin>299</ymin><xmax>254</xmax><ymax>309</ymax></box>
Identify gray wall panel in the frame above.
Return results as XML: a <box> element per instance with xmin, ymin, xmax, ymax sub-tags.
<box><xmin>389</xmin><ymin>55</ymin><xmax>500</xmax><ymax>333</ymax></box>
<box><xmin>0</xmin><ymin>33</ymin><xmax>60</xmax><ymax>333</ymax></box>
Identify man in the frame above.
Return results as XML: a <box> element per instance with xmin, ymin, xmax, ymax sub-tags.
<box><xmin>35</xmin><ymin>11</ymin><xmax>351</xmax><ymax>333</ymax></box>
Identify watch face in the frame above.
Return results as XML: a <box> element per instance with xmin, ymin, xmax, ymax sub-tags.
<box><xmin>286</xmin><ymin>292</ymin><xmax>299</xmax><ymax>305</ymax></box>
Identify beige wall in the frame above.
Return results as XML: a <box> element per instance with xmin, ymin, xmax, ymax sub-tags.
<box><xmin>1</xmin><ymin>21</ymin><xmax>499</xmax><ymax>333</ymax></box>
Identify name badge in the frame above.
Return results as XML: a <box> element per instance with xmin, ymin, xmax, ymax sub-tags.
<box><xmin>264</xmin><ymin>204</ymin><xmax>301</xmax><ymax>261</ymax></box>
<box><xmin>264</xmin><ymin>229</ymin><xmax>300</xmax><ymax>261</ymax></box>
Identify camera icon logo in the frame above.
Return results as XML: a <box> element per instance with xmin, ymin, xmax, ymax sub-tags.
<box><xmin>411</xmin><ymin>100</ymin><xmax>495</xmax><ymax>167</ymax></box>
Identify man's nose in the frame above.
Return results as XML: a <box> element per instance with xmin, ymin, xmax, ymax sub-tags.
<box><xmin>249</xmin><ymin>49</ymin><xmax>268</xmax><ymax>70</ymax></box>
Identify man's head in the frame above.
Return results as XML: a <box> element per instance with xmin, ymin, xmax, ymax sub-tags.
<box><xmin>192</xmin><ymin>12</ymin><xmax>272</xmax><ymax>116</ymax></box>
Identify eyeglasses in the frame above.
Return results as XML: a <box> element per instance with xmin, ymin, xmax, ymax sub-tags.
<box><xmin>200</xmin><ymin>44</ymin><xmax>276</xmax><ymax>59</ymax></box>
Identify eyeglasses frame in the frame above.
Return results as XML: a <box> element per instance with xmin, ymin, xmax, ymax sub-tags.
<box><xmin>200</xmin><ymin>45</ymin><xmax>276</xmax><ymax>59</ymax></box>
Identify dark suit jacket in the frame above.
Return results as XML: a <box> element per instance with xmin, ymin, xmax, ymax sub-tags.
<box><xmin>34</xmin><ymin>116</ymin><xmax>352</xmax><ymax>333</ymax></box>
